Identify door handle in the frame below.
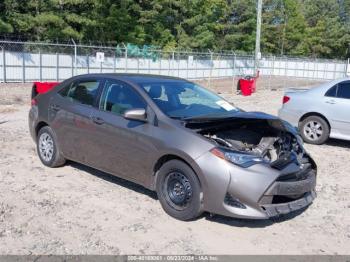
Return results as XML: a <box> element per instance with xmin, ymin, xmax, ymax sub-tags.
<box><xmin>50</xmin><ymin>104</ymin><xmax>60</xmax><ymax>111</ymax></box>
<box><xmin>325</xmin><ymin>100</ymin><xmax>336</xmax><ymax>104</ymax></box>
<box><xmin>91</xmin><ymin>116</ymin><xmax>105</xmax><ymax>125</ymax></box>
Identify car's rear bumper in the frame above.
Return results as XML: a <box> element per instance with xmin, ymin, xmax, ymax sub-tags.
<box><xmin>28</xmin><ymin>106</ymin><xmax>38</xmax><ymax>141</ymax></box>
<box><xmin>278</xmin><ymin>108</ymin><xmax>301</xmax><ymax>128</ymax></box>
<box><xmin>195</xmin><ymin>151</ymin><xmax>317</xmax><ymax>219</ymax></box>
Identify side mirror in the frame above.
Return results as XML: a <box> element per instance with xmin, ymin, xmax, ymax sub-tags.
<box><xmin>123</xmin><ymin>108</ymin><xmax>147</xmax><ymax>122</ymax></box>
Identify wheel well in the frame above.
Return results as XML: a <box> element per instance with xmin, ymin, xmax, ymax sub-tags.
<box><xmin>153</xmin><ymin>154</ymin><xmax>189</xmax><ymax>174</ymax></box>
<box><xmin>299</xmin><ymin>112</ymin><xmax>331</xmax><ymax>130</ymax></box>
<box><xmin>152</xmin><ymin>154</ymin><xmax>203</xmax><ymax>191</ymax></box>
<box><xmin>35</xmin><ymin>121</ymin><xmax>48</xmax><ymax>137</ymax></box>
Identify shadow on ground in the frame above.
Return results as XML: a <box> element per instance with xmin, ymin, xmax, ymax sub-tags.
<box><xmin>325</xmin><ymin>138</ymin><xmax>350</xmax><ymax>149</ymax></box>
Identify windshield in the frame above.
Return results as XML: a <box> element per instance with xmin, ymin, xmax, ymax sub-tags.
<box><xmin>139</xmin><ymin>80</ymin><xmax>239</xmax><ymax>119</ymax></box>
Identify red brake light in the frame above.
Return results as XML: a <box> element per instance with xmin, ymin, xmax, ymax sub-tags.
<box><xmin>282</xmin><ymin>96</ymin><xmax>290</xmax><ymax>104</ymax></box>
<box><xmin>31</xmin><ymin>98</ymin><xmax>37</xmax><ymax>106</ymax></box>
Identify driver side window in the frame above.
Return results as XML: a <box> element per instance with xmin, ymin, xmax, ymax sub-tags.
<box><xmin>99</xmin><ymin>80</ymin><xmax>146</xmax><ymax>116</ymax></box>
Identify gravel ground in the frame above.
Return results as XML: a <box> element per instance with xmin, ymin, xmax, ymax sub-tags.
<box><xmin>0</xmin><ymin>79</ymin><xmax>349</xmax><ymax>255</ymax></box>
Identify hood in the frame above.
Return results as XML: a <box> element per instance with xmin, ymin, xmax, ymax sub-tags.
<box><xmin>184</xmin><ymin>111</ymin><xmax>298</xmax><ymax>135</ymax></box>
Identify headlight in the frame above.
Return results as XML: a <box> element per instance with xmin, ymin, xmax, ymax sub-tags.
<box><xmin>210</xmin><ymin>148</ymin><xmax>266</xmax><ymax>168</ymax></box>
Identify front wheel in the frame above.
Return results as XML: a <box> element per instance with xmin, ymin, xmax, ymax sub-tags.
<box><xmin>156</xmin><ymin>160</ymin><xmax>203</xmax><ymax>221</ymax></box>
<box><xmin>37</xmin><ymin>126</ymin><xmax>66</xmax><ymax>167</ymax></box>
<box><xmin>299</xmin><ymin>116</ymin><xmax>330</xmax><ymax>145</ymax></box>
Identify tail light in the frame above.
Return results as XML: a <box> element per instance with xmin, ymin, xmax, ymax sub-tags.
<box><xmin>31</xmin><ymin>98</ymin><xmax>38</xmax><ymax>106</ymax></box>
<box><xmin>282</xmin><ymin>96</ymin><xmax>290</xmax><ymax>104</ymax></box>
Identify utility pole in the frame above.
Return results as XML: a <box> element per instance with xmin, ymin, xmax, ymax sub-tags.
<box><xmin>255</xmin><ymin>0</ymin><xmax>262</xmax><ymax>74</ymax></box>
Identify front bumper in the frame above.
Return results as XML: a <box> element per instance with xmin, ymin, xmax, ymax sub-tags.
<box><xmin>261</xmin><ymin>191</ymin><xmax>316</xmax><ymax>217</ymax></box>
<box><xmin>195</xmin><ymin>151</ymin><xmax>317</xmax><ymax>219</ymax></box>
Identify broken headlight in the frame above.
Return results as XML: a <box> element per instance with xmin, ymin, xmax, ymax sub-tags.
<box><xmin>210</xmin><ymin>148</ymin><xmax>266</xmax><ymax>168</ymax></box>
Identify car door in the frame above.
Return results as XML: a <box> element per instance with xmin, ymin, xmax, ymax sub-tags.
<box><xmin>50</xmin><ymin>78</ymin><xmax>102</xmax><ymax>163</ymax></box>
<box><xmin>323</xmin><ymin>80</ymin><xmax>350</xmax><ymax>138</ymax></box>
<box><xmin>87</xmin><ymin>79</ymin><xmax>158</xmax><ymax>185</ymax></box>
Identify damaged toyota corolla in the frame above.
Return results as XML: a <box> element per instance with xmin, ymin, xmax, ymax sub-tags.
<box><xmin>29</xmin><ymin>74</ymin><xmax>317</xmax><ymax>221</ymax></box>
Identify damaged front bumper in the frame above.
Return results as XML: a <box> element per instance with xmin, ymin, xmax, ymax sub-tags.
<box><xmin>258</xmin><ymin>169</ymin><xmax>316</xmax><ymax>218</ymax></box>
<box><xmin>261</xmin><ymin>190</ymin><xmax>316</xmax><ymax>217</ymax></box>
<box><xmin>195</xmin><ymin>151</ymin><xmax>317</xmax><ymax>220</ymax></box>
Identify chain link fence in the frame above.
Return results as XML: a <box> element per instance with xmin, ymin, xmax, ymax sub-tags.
<box><xmin>0</xmin><ymin>40</ymin><xmax>349</xmax><ymax>90</ymax></box>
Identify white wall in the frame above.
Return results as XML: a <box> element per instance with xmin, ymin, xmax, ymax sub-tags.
<box><xmin>0</xmin><ymin>50</ymin><xmax>347</xmax><ymax>82</ymax></box>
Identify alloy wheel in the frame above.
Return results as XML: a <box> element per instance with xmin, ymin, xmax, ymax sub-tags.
<box><xmin>38</xmin><ymin>133</ymin><xmax>54</xmax><ymax>162</ymax></box>
<box><xmin>303</xmin><ymin>120</ymin><xmax>323</xmax><ymax>141</ymax></box>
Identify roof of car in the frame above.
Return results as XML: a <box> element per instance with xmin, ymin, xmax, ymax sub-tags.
<box><xmin>74</xmin><ymin>73</ymin><xmax>188</xmax><ymax>84</ymax></box>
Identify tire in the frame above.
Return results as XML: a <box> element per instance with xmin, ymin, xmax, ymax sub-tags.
<box><xmin>156</xmin><ymin>160</ymin><xmax>203</xmax><ymax>221</ymax></box>
<box><xmin>299</xmin><ymin>115</ymin><xmax>330</xmax><ymax>145</ymax></box>
<box><xmin>37</xmin><ymin>126</ymin><xmax>66</xmax><ymax>167</ymax></box>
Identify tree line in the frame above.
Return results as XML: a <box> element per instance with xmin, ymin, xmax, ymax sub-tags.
<box><xmin>0</xmin><ymin>0</ymin><xmax>349</xmax><ymax>59</ymax></box>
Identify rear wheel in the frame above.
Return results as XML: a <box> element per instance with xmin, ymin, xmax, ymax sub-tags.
<box><xmin>156</xmin><ymin>160</ymin><xmax>203</xmax><ymax>221</ymax></box>
<box><xmin>300</xmin><ymin>115</ymin><xmax>329</xmax><ymax>145</ymax></box>
<box><xmin>37</xmin><ymin>126</ymin><xmax>66</xmax><ymax>167</ymax></box>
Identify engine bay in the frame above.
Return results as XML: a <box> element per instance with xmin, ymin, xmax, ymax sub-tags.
<box><xmin>185</xmin><ymin>118</ymin><xmax>305</xmax><ymax>164</ymax></box>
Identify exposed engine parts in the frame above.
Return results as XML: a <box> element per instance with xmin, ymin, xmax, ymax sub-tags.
<box><xmin>193</xmin><ymin>119</ymin><xmax>305</xmax><ymax>164</ymax></box>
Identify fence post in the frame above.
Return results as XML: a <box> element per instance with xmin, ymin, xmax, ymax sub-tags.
<box><xmin>284</xmin><ymin>57</ymin><xmax>287</xmax><ymax>89</ymax></box>
<box><xmin>346</xmin><ymin>58</ymin><xmax>350</xmax><ymax>77</ymax></box>
<box><xmin>177</xmin><ymin>52</ymin><xmax>180</xmax><ymax>77</ymax></box>
<box><xmin>168</xmin><ymin>53</ymin><xmax>171</xmax><ymax>76</ymax></box>
<box><xmin>172</xmin><ymin>51</ymin><xmax>175</xmax><ymax>76</ymax></box>
<box><xmin>1</xmin><ymin>47</ymin><xmax>6</xmax><ymax>83</ymax></box>
<box><xmin>186</xmin><ymin>53</ymin><xmax>189</xmax><ymax>79</ymax></box>
<box><xmin>137</xmin><ymin>56</ymin><xmax>140</xmax><ymax>73</ymax></box>
<box><xmin>232</xmin><ymin>53</ymin><xmax>236</xmax><ymax>94</ymax></box>
<box><xmin>113</xmin><ymin>53</ymin><xmax>116</xmax><ymax>73</ymax></box>
<box><xmin>39</xmin><ymin>50</ymin><xmax>42</xmax><ymax>82</ymax></box>
<box><xmin>209</xmin><ymin>50</ymin><xmax>213</xmax><ymax>89</ymax></box>
<box><xmin>268</xmin><ymin>56</ymin><xmax>272</xmax><ymax>90</ymax></box>
<box><xmin>71</xmin><ymin>55</ymin><xmax>74</xmax><ymax>77</ymax></box>
<box><xmin>87</xmin><ymin>55</ymin><xmax>90</xmax><ymax>74</ymax></box>
<box><xmin>56</xmin><ymin>53</ymin><xmax>59</xmax><ymax>82</ymax></box>
<box><xmin>71</xmin><ymin>39</ymin><xmax>77</xmax><ymax>76</ymax></box>
<box><xmin>195</xmin><ymin>55</ymin><xmax>198</xmax><ymax>79</ymax></box>
<box><xmin>124</xmin><ymin>45</ymin><xmax>128</xmax><ymax>73</ymax></box>
<box><xmin>22</xmin><ymin>51</ymin><xmax>26</xmax><ymax>83</ymax></box>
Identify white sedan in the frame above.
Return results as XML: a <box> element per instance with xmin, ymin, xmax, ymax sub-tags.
<box><xmin>278</xmin><ymin>77</ymin><xmax>350</xmax><ymax>144</ymax></box>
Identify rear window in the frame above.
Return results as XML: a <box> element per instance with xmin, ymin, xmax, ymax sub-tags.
<box><xmin>337</xmin><ymin>82</ymin><xmax>350</xmax><ymax>99</ymax></box>
<box><xmin>325</xmin><ymin>85</ymin><xmax>337</xmax><ymax>97</ymax></box>
<box><xmin>59</xmin><ymin>80</ymin><xmax>100</xmax><ymax>106</ymax></box>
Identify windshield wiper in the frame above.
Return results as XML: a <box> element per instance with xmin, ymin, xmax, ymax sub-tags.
<box><xmin>184</xmin><ymin>111</ymin><xmax>240</xmax><ymax>121</ymax></box>
<box><xmin>169</xmin><ymin>116</ymin><xmax>185</xmax><ymax>120</ymax></box>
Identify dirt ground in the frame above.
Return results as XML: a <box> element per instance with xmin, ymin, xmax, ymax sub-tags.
<box><xmin>0</xmin><ymin>78</ymin><xmax>349</xmax><ymax>255</ymax></box>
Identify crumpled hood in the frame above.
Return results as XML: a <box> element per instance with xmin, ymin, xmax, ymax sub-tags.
<box><xmin>184</xmin><ymin>111</ymin><xmax>298</xmax><ymax>135</ymax></box>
